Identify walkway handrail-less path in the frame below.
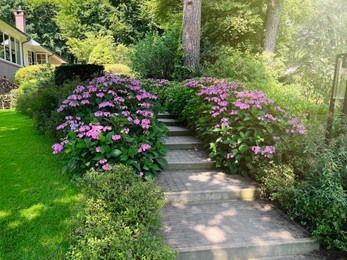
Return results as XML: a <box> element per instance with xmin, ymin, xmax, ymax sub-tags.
<box><xmin>156</xmin><ymin>113</ymin><xmax>319</xmax><ymax>260</ymax></box>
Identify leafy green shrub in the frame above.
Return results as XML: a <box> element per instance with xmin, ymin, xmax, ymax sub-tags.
<box><xmin>202</xmin><ymin>47</ymin><xmax>277</xmax><ymax>85</ymax></box>
<box><xmin>113</xmin><ymin>43</ymin><xmax>131</xmax><ymax>65</ymax></box>
<box><xmin>53</xmin><ymin>75</ymin><xmax>168</xmax><ymax>178</ymax></box>
<box><xmin>16</xmin><ymin>79</ymin><xmax>80</xmax><ymax>137</ymax></box>
<box><xmin>254</xmin><ymin>118</ymin><xmax>347</xmax><ymax>250</ymax></box>
<box><xmin>15</xmin><ymin>64</ymin><xmax>56</xmax><ymax>85</ymax></box>
<box><xmin>163</xmin><ymin>77</ymin><xmax>305</xmax><ymax>174</ymax></box>
<box><xmin>89</xmin><ymin>44</ymin><xmax>115</xmax><ymax>65</ymax></box>
<box><xmin>288</xmin><ymin>172</ymin><xmax>347</xmax><ymax>251</ymax></box>
<box><xmin>15</xmin><ymin>65</ymin><xmax>43</xmax><ymax>85</ymax></box>
<box><xmin>66</xmin><ymin>165</ymin><xmax>176</xmax><ymax>259</ymax></box>
<box><xmin>252</xmin><ymin>161</ymin><xmax>295</xmax><ymax>201</ymax></box>
<box><xmin>130</xmin><ymin>30</ymin><xmax>181</xmax><ymax>80</ymax></box>
<box><xmin>16</xmin><ymin>91</ymin><xmax>36</xmax><ymax>116</ymax></box>
<box><xmin>54</xmin><ymin>64</ymin><xmax>104</xmax><ymax>85</ymax></box>
<box><xmin>17</xmin><ymin>80</ymin><xmax>39</xmax><ymax>95</ymax></box>
<box><xmin>104</xmin><ymin>64</ymin><xmax>133</xmax><ymax>77</ymax></box>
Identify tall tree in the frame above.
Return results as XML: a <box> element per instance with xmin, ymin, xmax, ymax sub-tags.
<box><xmin>263</xmin><ymin>0</ymin><xmax>283</xmax><ymax>53</ymax></box>
<box><xmin>182</xmin><ymin>0</ymin><xmax>201</xmax><ymax>71</ymax></box>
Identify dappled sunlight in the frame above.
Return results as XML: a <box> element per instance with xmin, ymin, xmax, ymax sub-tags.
<box><xmin>0</xmin><ymin>210</ymin><xmax>11</xmax><ymax>220</ymax></box>
<box><xmin>0</xmin><ymin>127</ymin><xmax>19</xmax><ymax>132</ymax></box>
<box><xmin>157</xmin><ymin>170</ymin><xmax>257</xmax><ymax>194</ymax></box>
<box><xmin>53</xmin><ymin>194</ymin><xmax>83</xmax><ymax>204</ymax></box>
<box><xmin>8</xmin><ymin>220</ymin><xmax>22</xmax><ymax>229</ymax></box>
<box><xmin>163</xmin><ymin>200</ymin><xmax>309</xmax><ymax>250</ymax></box>
<box><xmin>208</xmin><ymin>209</ymin><xmax>237</xmax><ymax>225</ymax></box>
<box><xmin>267</xmin><ymin>231</ymin><xmax>295</xmax><ymax>240</ymax></box>
<box><xmin>20</xmin><ymin>203</ymin><xmax>47</xmax><ymax>221</ymax></box>
<box><xmin>194</xmin><ymin>224</ymin><xmax>227</xmax><ymax>243</ymax></box>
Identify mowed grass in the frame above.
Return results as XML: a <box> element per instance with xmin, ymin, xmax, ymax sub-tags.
<box><xmin>0</xmin><ymin>111</ymin><xmax>81</xmax><ymax>260</ymax></box>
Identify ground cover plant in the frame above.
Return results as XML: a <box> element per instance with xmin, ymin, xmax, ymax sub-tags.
<box><xmin>254</xmin><ymin>118</ymin><xmax>347</xmax><ymax>250</ymax></box>
<box><xmin>0</xmin><ymin>111</ymin><xmax>81</xmax><ymax>259</ymax></box>
<box><xmin>162</xmin><ymin>77</ymin><xmax>304</xmax><ymax>174</ymax></box>
<box><xmin>67</xmin><ymin>165</ymin><xmax>175</xmax><ymax>259</ymax></box>
<box><xmin>53</xmin><ymin>74</ymin><xmax>168</xmax><ymax>178</ymax></box>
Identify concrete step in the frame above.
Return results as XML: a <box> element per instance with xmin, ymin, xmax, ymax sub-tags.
<box><xmin>164</xmin><ymin>136</ymin><xmax>203</xmax><ymax>150</ymax></box>
<box><xmin>162</xmin><ymin>200</ymin><xmax>320</xmax><ymax>260</ymax></box>
<box><xmin>158</xmin><ymin>112</ymin><xmax>172</xmax><ymax>119</ymax></box>
<box><xmin>156</xmin><ymin>170</ymin><xmax>259</xmax><ymax>203</ymax></box>
<box><xmin>253</xmin><ymin>255</ymin><xmax>324</xmax><ymax>260</ymax></box>
<box><xmin>165</xmin><ymin>150</ymin><xmax>214</xmax><ymax>171</ymax></box>
<box><xmin>167</xmin><ymin>126</ymin><xmax>194</xmax><ymax>136</ymax></box>
<box><xmin>159</xmin><ymin>118</ymin><xmax>181</xmax><ymax>126</ymax></box>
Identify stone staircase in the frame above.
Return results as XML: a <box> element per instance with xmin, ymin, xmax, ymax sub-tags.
<box><xmin>156</xmin><ymin>113</ymin><xmax>320</xmax><ymax>260</ymax></box>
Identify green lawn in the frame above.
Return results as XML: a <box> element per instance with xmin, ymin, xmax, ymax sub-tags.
<box><xmin>0</xmin><ymin>111</ymin><xmax>80</xmax><ymax>260</ymax></box>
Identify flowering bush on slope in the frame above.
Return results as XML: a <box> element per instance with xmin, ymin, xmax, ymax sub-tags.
<box><xmin>52</xmin><ymin>75</ymin><xmax>168</xmax><ymax>178</ymax></box>
<box><xmin>164</xmin><ymin>77</ymin><xmax>305</xmax><ymax>174</ymax></box>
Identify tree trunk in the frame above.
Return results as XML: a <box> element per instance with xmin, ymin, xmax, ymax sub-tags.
<box><xmin>182</xmin><ymin>0</ymin><xmax>201</xmax><ymax>71</ymax></box>
<box><xmin>263</xmin><ymin>0</ymin><xmax>282</xmax><ymax>53</ymax></box>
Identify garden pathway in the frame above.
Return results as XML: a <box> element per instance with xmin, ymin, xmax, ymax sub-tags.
<box><xmin>156</xmin><ymin>113</ymin><xmax>321</xmax><ymax>260</ymax></box>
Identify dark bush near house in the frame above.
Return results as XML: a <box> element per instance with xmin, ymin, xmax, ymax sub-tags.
<box><xmin>54</xmin><ymin>64</ymin><xmax>104</xmax><ymax>85</ymax></box>
<box><xmin>66</xmin><ymin>165</ymin><xmax>176</xmax><ymax>260</ymax></box>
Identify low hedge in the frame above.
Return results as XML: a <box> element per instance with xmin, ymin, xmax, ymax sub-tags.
<box><xmin>66</xmin><ymin>165</ymin><xmax>176</xmax><ymax>259</ymax></box>
<box><xmin>54</xmin><ymin>64</ymin><xmax>104</xmax><ymax>85</ymax></box>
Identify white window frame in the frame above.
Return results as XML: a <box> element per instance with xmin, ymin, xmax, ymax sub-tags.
<box><xmin>0</xmin><ymin>31</ymin><xmax>22</xmax><ymax>66</ymax></box>
<box><xmin>36</xmin><ymin>53</ymin><xmax>48</xmax><ymax>64</ymax></box>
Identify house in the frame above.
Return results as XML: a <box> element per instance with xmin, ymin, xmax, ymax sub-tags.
<box><xmin>0</xmin><ymin>7</ymin><xmax>66</xmax><ymax>82</ymax></box>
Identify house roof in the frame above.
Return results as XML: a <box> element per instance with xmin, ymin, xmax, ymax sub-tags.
<box><xmin>0</xmin><ymin>18</ymin><xmax>67</xmax><ymax>64</ymax></box>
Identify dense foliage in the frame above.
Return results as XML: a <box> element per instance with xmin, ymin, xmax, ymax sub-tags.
<box><xmin>54</xmin><ymin>64</ymin><xmax>104</xmax><ymax>85</ymax></box>
<box><xmin>161</xmin><ymin>77</ymin><xmax>304</xmax><ymax>174</ymax></box>
<box><xmin>53</xmin><ymin>74</ymin><xmax>168</xmax><ymax>178</ymax></box>
<box><xmin>67</xmin><ymin>165</ymin><xmax>175</xmax><ymax>259</ymax></box>
<box><xmin>253</xmin><ymin>118</ymin><xmax>347</xmax><ymax>250</ymax></box>
<box><xmin>16</xmin><ymin>76</ymin><xmax>79</xmax><ymax>137</ymax></box>
<box><xmin>130</xmin><ymin>30</ymin><xmax>183</xmax><ymax>80</ymax></box>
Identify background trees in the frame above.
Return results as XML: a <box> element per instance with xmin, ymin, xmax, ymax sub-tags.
<box><xmin>2</xmin><ymin>0</ymin><xmax>347</xmax><ymax>103</ymax></box>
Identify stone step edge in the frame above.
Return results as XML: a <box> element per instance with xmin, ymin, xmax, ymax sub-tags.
<box><xmin>165</xmin><ymin>161</ymin><xmax>215</xmax><ymax>171</ymax></box>
<box><xmin>175</xmin><ymin>238</ymin><xmax>319</xmax><ymax>260</ymax></box>
<box><xmin>164</xmin><ymin>188</ymin><xmax>260</xmax><ymax>203</ymax></box>
<box><xmin>157</xmin><ymin>113</ymin><xmax>172</xmax><ymax>119</ymax></box>
<box><xmin>165</xmin><ymin>143</ymin><xmax>203</xmax><ymax>150</ymax></box>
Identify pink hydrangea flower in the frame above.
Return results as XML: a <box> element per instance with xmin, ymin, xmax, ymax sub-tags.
<box><xmin>112</xmin><ymin>135</ymin><xmax>121</xmax><ymax>141</ymax></box>
<box><xmin>102</xmin><ymin>164</ymin><xmax>112</xmax><ymax>171</ymax></box>
<box><xmin>138</xmin><ymin>144</ymin><xmax>151</xmax><ymax>153</ymax></box>
<box><xmin>52</xmin><ymin>143</ymin><xmax>64</xmax><ymax>154</ymax></box>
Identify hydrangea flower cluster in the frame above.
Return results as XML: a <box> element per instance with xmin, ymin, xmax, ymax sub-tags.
<box><xmin>164</xmin><ymin>77</ymin><xmax>305</xmax><ymax>174</ymax></box>
<box><xmin>52</xmin><ymin>75</ymin><xmax>168</xmax><ymax>177</ymax></box>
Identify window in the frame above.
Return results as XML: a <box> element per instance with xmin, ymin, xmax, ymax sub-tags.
<box><xmin>0</xmin><ymin>31</ymin><xmax>22</xmax><ymax>65</ymax></box>
<box><xmin>28</xmin><ymin>50</ymin><xmax>33</xmax><ymax>65</ymax></box>
<box><xmin>0</xmin><ymin>31</ymin><xmax>4</xmax><ymax>60</ymax></box>
<box><xmin>15</xmin><ymin>40</ymin><xmax>21</xmax><ymax>65</ymax></box>
<box><xmin>36</xmin><ymin>53</ymin><xmax>47</xmax><ymax>64</ymax></box>
<box><xmin>4</xmin><ymin>33</ymin><xmax>10</xmax><ymax>62</ymax></box>
<box><xmin>10</xmin><ymin>37</ymin><xmax>16</xmax><ymax>63</ymax></box>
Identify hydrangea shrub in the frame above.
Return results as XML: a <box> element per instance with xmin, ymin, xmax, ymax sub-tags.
<box><xmin>52</xmin><ymin>75</ymin><xmax>168</xmax><ymax>178</ymax></box>
<box><xmin>165</xmin><ymin>77</ymin><xmax>305</xmax><ymax>174</ymax></box>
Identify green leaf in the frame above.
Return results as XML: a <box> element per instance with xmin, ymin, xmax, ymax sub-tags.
<box><xmin>128</xmin><ymin>147</ymin><xmax>138</xmax><ymax>157</ymax></box>
<box><xmin>110</xmin><ymin>149</ymin><xmax>122</xmax><ymax>157</ymax></box>
<box><xmin>93</xmin><ymin>154</ymin><xmax>104</xmax><ymax>161</ymax></box>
